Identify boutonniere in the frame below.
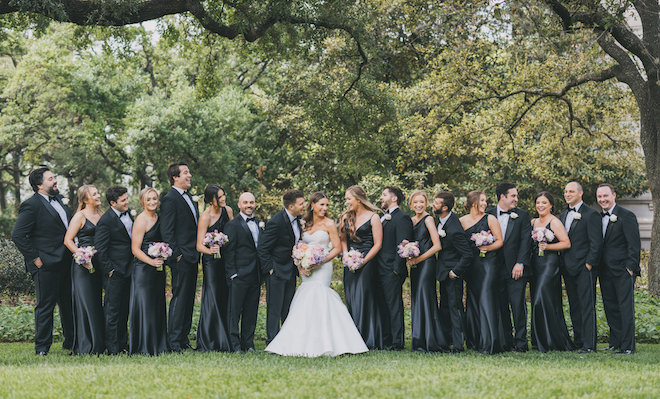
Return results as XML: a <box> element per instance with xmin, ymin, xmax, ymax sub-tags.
<box><xmin>130</xmin><ymin>209</ymin><xmax>137</xmax><ymax>217</ymax></box>
<box><xmin>609</xmin><ymin>214</ymin><xmax>618</xmax><ymax>222</ymax></box>
<box><xmin>61</xmin><ymin>198</ymin><xmax>70</xmax><ymax>206</ymax></box>
<box><xmin>384</xmin><ymin>214</ymin><xmax>392</xmax><ymax>221</ymax></box>
<box><xmin>573</xmin><ymin>212</ymin><xmax>581</xmax><ymax>220</ymax></box>
<box><xmin>259</xmin><ymin>221</ymin><xmax>265</xmax><ymax>229</ymax></box>
<box><xmin>299</xmin><ymin>219</ymin><xmax>306</xmax><ymax>229</ymax></box>
<box><xmin>191</xmin><ymin>195</ymin><xmax>200</xmax><ymax>202</ymax></box>
<box><xmin>510</xmin><ymin>212</ymin><xmax>518</xmax><ymax>219</ymax></box>
<box><xmin>438</xmin><ymin>229</ymin><xmax>447</xmax><ymax>238</ymax></box>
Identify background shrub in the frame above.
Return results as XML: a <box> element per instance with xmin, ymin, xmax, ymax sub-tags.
<box><xmin>0</xmin><ymin>238</ymin><xmax>34</xmax><ymax>298</ymax></box>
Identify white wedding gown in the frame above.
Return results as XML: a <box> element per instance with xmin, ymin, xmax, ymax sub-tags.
<box><xmin>265</xmin><ymin>231</ymin><xmax>369</xmax><ymax>357</ymax></box>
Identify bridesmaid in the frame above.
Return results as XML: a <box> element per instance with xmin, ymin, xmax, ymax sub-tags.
<box><xmin>195</xmin><ymin>184</ymin><xmax>233</xmax><ymax>352</ymax></box>
<box><xmin>129</xmin><ymin>187</ymin><xmax>168</xmax><ymax>355</ymax></box>
<box><xmin>64</xmin><ymin>185</ymin><xmax>105</xmax><ymax>355</ymax></box>
<box><xmin>460</xmin><ymin>190</ymin><xmax>506</xmax><ymax>354</ymax></box>
<box><xmin>339</xmin><ymin>185</ymin><xmax>384</xmax><ymax>349</ymax></box>
<box><xmin>529</xmin><ymin>191</ymin><xmax>576</xmax><ymax>352</ymax></box>
<box><xmin>407</xmin><ymin>190</ymin><xmax>448</xmax><ymax>352</ymax></box>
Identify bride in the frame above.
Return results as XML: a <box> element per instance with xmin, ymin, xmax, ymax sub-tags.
<box><xmin>265</xmin><ymin>192</ymin><xmax>369</xmax><ymax>357</ymax></box>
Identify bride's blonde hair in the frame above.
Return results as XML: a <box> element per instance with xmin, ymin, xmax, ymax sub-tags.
<box><xmin>339</xmin><ymin>185</ymin><xmax>380</xmax><ymax>242</ymax></box>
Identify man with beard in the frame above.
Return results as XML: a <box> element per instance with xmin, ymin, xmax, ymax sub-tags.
<box><xmin>12</xmin><ymin>167</ymin><xmax>74</xmax><ymax>356</ymax></box>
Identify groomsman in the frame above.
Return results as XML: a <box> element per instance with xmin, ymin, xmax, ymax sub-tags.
<box><xmin>378</xmin><ymin>186</ymin><xmax>413</xmax><ymax>350</ymax></box>
<box><xmin>559</xmin><ymin>182</ymin><xmax>602</xmax><ymax>353</ymax></box>
<box><xmin>486</xmin><ymin>182</ymin><xmax>531</xmax><ymax>352</ymax></box>
<box><xmin>12</xmin><ymin>167</ymin><xmax>74</xmax><ymax>356</ymax></box>
<box><xmin>597</xmin><ymin>183</ymin><xmax>640</xmax><ymax>354</ymax></box>
<box><xmin>433</xmin><ymin>191</ymin><xmax>473</xmax><ymax>352</ymax></box>
<box><xmin>224</xmin><ymin>192</ymin><xmax>262</xmax><ymax>353</ymax></box>
<box><xmin>258</xmin><ymin>189</ymin><xmax>305</xmax><ymax>343</ymax></box>
<box><xmin>160</xmin><ymin>161</ymin><xmax>200</xmax><ymax>352</ymax></box>
<box><xmin>95</xmin><ymin>185</ymin><xmax>133</xmax><ymax>355</ymax></box>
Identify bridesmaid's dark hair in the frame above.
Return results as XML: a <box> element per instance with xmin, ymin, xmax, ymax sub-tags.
<box><xmin>535</xmin><ymin>191</ymin><xmax>555</xmax><ymax>214</ymax></box>
<box><xmin>464</xmin><ymin>190</ymin><xmax>484</xmax><ymax>213</ymax></box>
<box><xmin>340</xmin><ymin>185</ymin><xmax>380</xmax><ymax>242</ymax></box>
<box><xmin>302</xmin><ymin>192</ymin><xmax>328</xmax><ymax>232</ymax></box>
<box><xmin>203</xmin><ymin>184</ymin><xmax>225</xmax><ymax>206</ymax></box>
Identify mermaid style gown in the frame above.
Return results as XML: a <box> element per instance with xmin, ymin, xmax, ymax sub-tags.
<box><xmin>265</xmin><ymin>230</ymin><xmax>369</xmax><ymax>357</ymax></box>
<box><xmin>196</xmin><ymin>207</ymin><xmax>231</xmax><ymax>352</ymax></box>
<box><xmin>410</xmin><ymin>215</ymin><xmax>449</xmax><ymax>352</ymax></box>
<box><xmin>465</xmin><ymin>215</ymin><xmax>508</xmax><ymax>354</ymax></box>
<box><xmin>71</xmin><ymin>219</ymin><xmax>105</xmax><ymax>355</ymax></box>
<box><xmin>530</xmin><ymin>223</ymin><xmax>576</xmax><ymax>353</ymax></box>
<box><xmin>129</xmin><ymin>219</ymin><xmax>168</xmax><ymax>355</ymax></box>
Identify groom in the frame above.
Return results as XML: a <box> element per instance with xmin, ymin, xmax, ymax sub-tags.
<box><xmin>378</xmin><ymin>186</ymin><xmax>413</xmax><ymax>350</ymax></box>
<box><xmin>258</xmin><ymin>189</ymin><xmax>305</xmax><ymax>343</ymax></box>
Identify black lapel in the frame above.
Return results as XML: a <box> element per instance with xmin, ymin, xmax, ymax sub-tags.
<box><xmin>37</xmin><ymin>194</ymin><xmax>66</xmax><ymax>229</ymax></box>
<box><xmin>282</xmin><ymin>210</ymin><xmax>295</xmax><ymax>244</ymax></box>
<box><xmin>112</xmin><ymin>208</ymin><xmax>131</xmax><ymax>241</ymax></box>
<box><xmin>176</xmin><ymin>190</ymin><xmax>197</xmax><ymax>223</ymax></box>
<box><xmin>504</xmin><ymin>211</ymin><xmax>515</xmax><ymax>244</ymax></box>
<box><xmin>603</xmin><ymin>207</ymin><xmax>617</xmax><ymax>242</ymax></box>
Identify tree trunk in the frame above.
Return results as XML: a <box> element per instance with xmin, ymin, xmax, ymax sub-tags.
<box><xmin>11</xmin><ymin>152</ymin><xmax>20</xmax><ymax>213</ymax></box>
<box><xmin>0</xmin><ymin>183</ymin><xmax>6</xmax><ymax>212</ymax></box>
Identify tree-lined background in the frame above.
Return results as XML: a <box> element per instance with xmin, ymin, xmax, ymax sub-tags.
<box><xmin>0</xmin><ymin>1</ymin><xmax>657</xmax><ymax>294</ymax></box>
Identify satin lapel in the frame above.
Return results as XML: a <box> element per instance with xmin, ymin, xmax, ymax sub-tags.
<box><xmin>603</xmin><ymin>208</ymin><xmax>617</xmax><ymax>242</ymax></box>
<box><xmin>239</xmin><ymin>217</ymin><xmax>255</xmax><ymax>247</ymax></box>
<box><xmin>504</xmin><ymin>214</ymin><xmax>515</xmax><ymax>244</ymax></box>
<box><xmin>283</xmin><ymin>211</ymin><xmax>295</xmax><ymax>245</ymax></box>
<box><xmin>176</xmin><ymin>190</ymin><xmax>197</xmax><ymax>223</ymax></box>
<box><xmin>559</xmin><ymin>211</ymin><xmax>567</xmax><ymax>225</ymax></box>
<box><xmin>37</xmin><ymin>194</ymin><xmax>66</xmax><ymax>229</ymax></box>
<box><xmin>112</xmin><ymin>209</ymin><xmax>131</xmax><ymax>241</ymax></box>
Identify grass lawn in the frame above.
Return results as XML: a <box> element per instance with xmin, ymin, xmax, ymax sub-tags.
<box><xmin>0</xmin><ymin>342</ymin><xmax>659</xmax><ymax>398</ymax></box>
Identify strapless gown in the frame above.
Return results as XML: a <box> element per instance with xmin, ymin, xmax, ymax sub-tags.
<box><xmin>265</xmin><ymin>231</ymin><xmax>369</xmax><ymax>357</ymax></box>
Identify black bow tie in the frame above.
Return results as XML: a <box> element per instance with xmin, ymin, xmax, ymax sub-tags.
<box><xmin>568</xmin><ymin>207</ymin><xmax>577</xmax><ymax>213</ymax></box>
<box><xmin>49</xmin><ymin>197</ymin><xmax>57</xmax><ymax>203</ymax></box>
<box><xmin>120</xmin><ymin>211</ymin><xmax>129</xmax><ymax>217</ymax></box>
<box><xmin>499</xmin><ymin>210</ymin><xmax>512</xmax><ymax>216</ymax></box>
<box><xmin>246</xmin><ymin>217</ymin><xmax>256</xmax><ymax>223</ymax></box>
<box><xmin>601</xmin><ymin>212</ymin><xmax>610</xmax><ymax>218</ymax></box>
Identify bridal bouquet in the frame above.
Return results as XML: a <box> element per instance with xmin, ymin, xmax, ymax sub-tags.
<box><xmin>343</xmin><ymin>248</ymin><xmax>364</xmax><ymax>272</ymax></box>
<box><xmin>531</xmin><ymin>227</ymin><xmax>555</xmax><ymax>257</ymax></box>
<box><xmin>397</xmin><ymin>240</ymin><xmax>421</xmax><ymax>267</ymax></box>
<box><xmin>148</xmin><ymin>242</ymin><xmax>173</xmax><ymax>271</ymax></box>
<box><xmin>291</xmin><ymin>242</ymin><xmax>327</xmax><ymax>273</ymax></box>
<box><xmin>470</xmin><ymin>230</ymin><xmax>496</xmax><ymax>257</ymax></box>
<box><xmin>203</xmin><ymin>230</ymin><xmax>229</xmax><ymax>259</ymax></box>
<box><xmin>74</xmin><ymin>246</ymin><xmax>97</xmax><ymax>274</ymax></box>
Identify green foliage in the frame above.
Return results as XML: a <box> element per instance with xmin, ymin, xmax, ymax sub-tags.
<box><xmin>0</xmin><ymin>238</ymin><xmax>33</xmax><ymax>298</ymax></box>
<box><xmin>0</xmin><ymin>216</ymin><xmax>15</xmax><ymax>237</ymax></box>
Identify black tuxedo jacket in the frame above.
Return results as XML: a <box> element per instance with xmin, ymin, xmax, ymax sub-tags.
<box><xmin>160</xmin><ymin>188</ymin><xmax>199</xmax><ymax>264</ymax></box>
<box><xmin>559</xmin><ymin>203</ymin><xmax>602</xmax><ymax>276</ymax></box>
<box><xmin>12</xmin><ymin>193</ymin><xmax>72</xmax><ymax>272</ymax></box>
<box><xmin>600</xmin><ymin>205</ymin><xmax>641</xmax><ymax>277</ymax></box>
<box><xmin>436</xmin><ymin>212</ymin><xmax>473</xmax><ymax>281</ymax></box>
<box><xmin>378</xmin><ymin>207</ymin><xmax>414</xmax><ymax>278</ymax></box>
<box><xmin>95</xmin><ymin>208</ymin><xmax>134</xmax><ymax>277</ymax></box>
<box><xmin>224</xmin><ymin>216</ymin><xmax>261</xmax><ymax>283</ymax></box>
<box><xmin>257</xmin><ymin>209</ymin><xmax>299</xmax><ymax>281</ymax></box>
<box><xmin>486</xmin><ymin>207</ymin><xmax>532</xmax><ymax>277</ymax></box>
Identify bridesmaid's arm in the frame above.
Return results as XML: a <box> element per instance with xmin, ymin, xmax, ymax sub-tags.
<box><xmin>196</xmin><ymin>210</ymin><xmax>218</xmax><ymax>256</ymax></box>
<box><xmin>409</xmin><ymin>216</ymin><xmax>442</xmax><ymax>265</ymax></box>
<box><xmin>132</xmin><ymin>214</ymin><xmax>163</xmax><ymax>268</ymax></box>
<box><xmin>324</xmin><ymin>218</ymin><xmax>342</xmax><ymax>264</ymax></box>
<box><xmin>63</xmin><ymin>212</ymin><xmax>86</xmax><ymax>254</ymax></box>
<box><xmin>362</xmin><ymin>213</ymin><xmax>382</xmax><ymax>265</ymax></box>
<box><xmin>543</xmin><ymin>218</ymin><xmax>570</xmax><ymax>251</ymax></box>
<box><xmin>225</xmin><ymin>205</ymin><xmax>234</xmax><ymax>221</ymax></box>
<box><xmin>481</xmin><ymin>214</ymin><xmax>504</xmax><ymax>252</ymax></box>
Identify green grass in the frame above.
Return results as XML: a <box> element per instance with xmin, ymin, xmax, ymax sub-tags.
<box><xmin>1</xmin><ymin>342</ymin><xmax>659</xmax><ymax>398</ymax></box>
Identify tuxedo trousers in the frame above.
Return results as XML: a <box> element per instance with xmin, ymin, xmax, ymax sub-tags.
<box><xmin>499</xmin><ymin>274</ymin><xmax>528</xmax><ymax>351</ymax></box>
<box><xmin>30</xmin><ymin>259</ymin><xmax>74</xmax><ymax>353</ymax></box>
<box><xmin>228</xmin><ymin>277</ymin><xmax>260</xmax><ymax>351</ymax></box>
<box><xmin>599</xmin><ymin>268</ymin><xmax>636</xmax><ymax>352</ymax></box>
<box><xmin>103</xmin><ymin>272</ymin><xmax>131</xmax><ymax>354</ymax></box>
<box><xmin>265</xmin><ymin>273</ymin><xmax>296</xmax><ymax>343</ymax></box>
<box><xmin>168</xmin><ymin>259</ymin><xmax>199</xmax><ymax>351</ymax></box>
<box><xmin>441</xmin><ymin>277</ymin><xmax>466</xmax><ymax>350</ymax></box>
<box><xmin>378</xmin><ymin>270</ymin><xmax>405</xmax><ymax>350</ymax></box>
<box><xmin>562</xmin><ymin>266</ymin><xmax>597</xmax><ymax>350</ymax></box>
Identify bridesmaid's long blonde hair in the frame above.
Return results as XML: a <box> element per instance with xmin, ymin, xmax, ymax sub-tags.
<box><xmin>339</xmin><ymin>185</ymin><xmax>380</xmax><ymax>242</ymax></box>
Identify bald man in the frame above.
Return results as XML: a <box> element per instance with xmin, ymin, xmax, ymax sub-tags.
<box><xmin>223</xmin><ymin>192</ymin><xmax>262</xmax><ymax>353</ymax></box>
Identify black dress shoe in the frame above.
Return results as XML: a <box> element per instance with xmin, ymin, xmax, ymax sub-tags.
<box><xmin>183</xmin><ymin>344</ymin><xmax>195</xmax><ymax>351</ymax></box>
<box><xmin>578</xmin><ymin>349</ymin><xmax>594</xmax><ymax>354</ymax></box>
<box><xmin>600</xmin><ymin>346</ymin><xmax>617</xmax><ymax>351</ymax></box>
<box><xmin>450</xmin><ymin>348</ymin><xmax>463</xmax><ymax>354</ymax></box>
<box><xmin>614</xmin><ymin>350</ymin><xmax>634</xmax><ymax>355</ymax></box>
<box><xmin>245</xmin><ymin>348</ymin><xmax>257</xmax><ymax>353</ymax></box>
<box><xmin>514</xmin><ymin>347</ymin><xmax>528</xmax><ymax>353</ymax></box>
<box><xmin>36</xmin><ymin>351</ymin><xmax>48</xmax><ymax>356</ymax></box>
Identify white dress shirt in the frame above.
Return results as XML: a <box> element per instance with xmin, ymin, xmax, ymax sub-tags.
<box><xmin>112</xmin><ymin>207</ymin><xmax>133</xmax><ymax>239</ymax></box>
<box><xmin>173</xmin><ymin>186</ymin><xmax>198</xmax><ymax>225</ymax></box>
<box><xmin>40</xmin><ymin>192</ymin><xmax>68</xmax><ymax>229</ymax></box>
<box><xmin>496</xmin><ymin>205</ymin><xmax>510</xmax><ymax>240</ymax></box>
<box><xmin>564</xmin><ymin>200</ymin><xmax>583</xmax><ymax>233</ymax></box>
<box><xmin>602</xmin><ymin>203</ymin><xmax>617</xmax><ymax>238</ymax></box>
